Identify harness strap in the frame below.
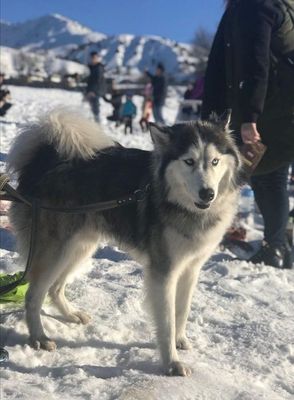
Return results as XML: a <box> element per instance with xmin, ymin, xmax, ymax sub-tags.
<box><xmin>1</xmin><ymin>179</ymin><xmax>150</xmax><ymax>213</ymax></box>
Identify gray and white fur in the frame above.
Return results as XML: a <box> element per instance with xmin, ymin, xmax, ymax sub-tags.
<box><xmin>8</xmin><ymin>110</ymin><xmax>242</xmax><ymax>376</ymax></box>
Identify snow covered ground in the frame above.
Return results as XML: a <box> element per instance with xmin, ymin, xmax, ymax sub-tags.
<box><xmin>0</xmin><ymin>86</ymin><xmax>293</xmax><ymax>400</ymax></box>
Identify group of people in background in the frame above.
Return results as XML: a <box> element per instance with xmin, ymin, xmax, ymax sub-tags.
<box><xmin>85</xmin><ymin>51</ymin><xmax>168</xmax><ymax>132</ymax></box>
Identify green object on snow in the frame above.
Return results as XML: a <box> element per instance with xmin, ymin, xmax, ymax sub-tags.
<box><xmin>0</xmin><ymin>272</ymin><xmax>28</xmax><ymax>304</ymax></box>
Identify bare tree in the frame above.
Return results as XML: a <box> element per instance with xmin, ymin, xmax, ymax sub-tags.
<box><xmin>192</xmin><ymin>27</ymin><xmax>213</xmax><ymax>56</ymax></box>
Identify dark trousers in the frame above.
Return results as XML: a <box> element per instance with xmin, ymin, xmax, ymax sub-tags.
<box><xmin>88</xmin><ymin>95</ymin><xmax>100</xmax><ymax>120</ymax></box>
<box><xmin>123</xmin><ymin>116</ymin><xmax>133</xmax><ymax>134</ymax></box>
<box><xmin>251</xmin><ymin>165</ymin><xmax>290</xmax><ymax>247</ymax></box>
<box><xmin>0</xmin><ymin>102</ymin><xmax>12</xmax><ymax>117</ymax></box>
<box><xmin>153</xmin><ymin>104</ymin><xmax>164</xmax><ymax>123</ymax></box>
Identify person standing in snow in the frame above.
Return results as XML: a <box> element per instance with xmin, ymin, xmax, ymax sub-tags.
<box><xmin>290</xmin><ymin>163</ymin><xmax>294</xmax><ymax>185</ymax></box>
<box><xmin>0</xmin><ymin>74</ymin><xmax>12</xmax><ymax>117</ymax></box>
<box><xmin>120</xmin><ymin>94</ymin><xmax>137</xmax><ymax>134</ymax></box>
<box><xmin>139</xmin><ymin>78</ymin><xmax>153</xmax><ymax>132</ymax></box>
<box><xmin>104</xmin><ymin>80</ymin><xmax>123</xmax><ymax>127</ymax></box>
<box><xmin>85</xmin><ymin>52</ymin><xmax>106</xmax><ymax>122</ymax></box>
<box><xmin>202</xmin><ymin>0</ymin><xmax>294</xmax><ymax>269</ymax></box>
<box><xmin>145</xmin><ymin>63</ymin><xmax>167</xmax><ymax>123</ymax></box>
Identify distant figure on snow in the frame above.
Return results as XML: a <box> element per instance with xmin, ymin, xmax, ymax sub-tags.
<box><xmin>104</xmin><ymin>80</ymin><xmax>122</xmax><ymax>127</ymax></box>
<box><xmin>145</xmin><ymin>63</ymin><xmax>167</xmax><ymax>123</ymax></box>
<box><xmin>139</xmin><ymin>79</ymin><xmax>153</xmax><ymax>132</ymax></box>
<box><xmin>0</xmin><ymin>74</ymin><xmax>12</xmax><ymax>117</ymax></box>
<box><xmin>182</xmin><ymin>75</ymin><xmax>205</xmax><ymax>119</ymax></box>
<box><xmin>85</xmin><ymin>52</ymin><xmax>106</xmax><ymax>122</ymax></box>
<box><xmin>120</xmin><ymin>94</ymin><xmax>137</xmax><ymax>134</ymax></box>
<box><xmin>191</xmin><ymin>74</ymin><xmax>205</xmax><ymax>101</ymax></box>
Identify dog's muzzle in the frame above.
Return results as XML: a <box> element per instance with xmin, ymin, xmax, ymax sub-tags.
<box><xmin>194</xmin><ymin>202</ymin><xmax>210</xmax><ymax>210</ymax></box>
<box><xmin>195</xmin><ymin>188</ymin><xmax>215</xmax><ymax>209</ymax></box>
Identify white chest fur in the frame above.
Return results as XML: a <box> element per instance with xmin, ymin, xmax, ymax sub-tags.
<box><xmin>165</xmin><ymin>194</ymin><xmax>238</xmax><ymax>274</ymax></box>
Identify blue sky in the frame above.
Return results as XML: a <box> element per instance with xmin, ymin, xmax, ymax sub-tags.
<box><xmin>1</xmin><ymin>0</ymin><xmax>224</xmax><ymax>43</ymax></box>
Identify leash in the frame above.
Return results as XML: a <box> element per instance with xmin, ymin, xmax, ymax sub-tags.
<box><xmin>0</xmin><ymin>173</ymin><xmax>150</xmax><ymax>295</ymax></box>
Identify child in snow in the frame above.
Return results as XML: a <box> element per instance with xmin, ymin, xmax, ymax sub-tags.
<box><xmin>139</xmin><ymin>99</ymin><xmax>152</xmax><ymax>132</ymax></box>
<box><xmin>139</xmin><ymin>81</ymin><xmax>153</xmax><ymax>132</ymax></box>
<box><xmin>120</xmin><ymin>94</ymin><xmax>137</xmax><ymax>134</ymax></box>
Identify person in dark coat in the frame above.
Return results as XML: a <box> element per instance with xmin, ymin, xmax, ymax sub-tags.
<box><xmin>0</xmin><ymin>74</ymin><xmax>12</xmax><ymax>117</ymax></box>
<box><xmin>104</xmin><ymin>81</ymin><xmax>122</xmax><ymax>126</ymax></box>
<box><xmin>145</xmin><ymin>63</ymin><xmax>167</xmax><ymax>123</ymax></box>
<box><xmin>290</xmin><ymin>162</ymin><xmax>294</xmax><ymax>185</ymax></box>
<box><xmin>202</xmin><ymin>0</ymin><xmax>294</xmax><ymax>269</ymax></box>
<box><xmin>85</xmin><ymin>52</ymin><xmax>106</xmax><ymax>122</ymax></box>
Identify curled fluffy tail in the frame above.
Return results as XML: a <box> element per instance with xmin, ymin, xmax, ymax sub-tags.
<box><xmin>8</xmin><ymin>109</ymin><xmax>114</xmax><ymax>173</ymax></box>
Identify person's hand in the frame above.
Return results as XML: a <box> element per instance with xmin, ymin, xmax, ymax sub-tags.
<box><xmin>241</xmin><ymin>122</ymin><xmax>261</xmax><ymax>144</ymax></box>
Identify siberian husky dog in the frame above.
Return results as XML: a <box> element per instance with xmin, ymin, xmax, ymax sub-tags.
<box><xmin>8</xmin><ymin>110</ymin><xmax>241</xmax><ymax>376</ymax></box>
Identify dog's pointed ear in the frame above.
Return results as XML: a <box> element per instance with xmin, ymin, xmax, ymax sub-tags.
<box><xmin>221</xmin><ymin>109</ymin><xmax>232</xmax><ymax>131</ymax></box>
<box><xmin>209</xmin><ymin>110</ymin><xmax>232</xmax><ymax>131</ymax></box>
<box><xmin>149</xmin><ymin>123</ymin><xmax>171</xmax><ymax>149</ymax></box>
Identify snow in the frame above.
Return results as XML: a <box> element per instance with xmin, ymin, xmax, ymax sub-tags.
<box><xmin>0</xmin><ymin>46</ymin><xmax>88</xmax><ymax>79</ymax></box>
<box><xmin>0</xmin><ymin>86</ymin><xmax>294</xmax><ymax>400</ymax></box>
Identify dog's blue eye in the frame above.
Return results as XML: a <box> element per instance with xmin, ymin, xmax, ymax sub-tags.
<box><xmin>184</xmin><ymin>159</ymin><xmax>195</xmax><ymax>166</ymax></box>
<box><xmin>212</xmin><ymin>158</ymin><xmax>219</xmax><ymax>166</ymax></box>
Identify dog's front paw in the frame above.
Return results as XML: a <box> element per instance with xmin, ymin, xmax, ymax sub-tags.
<box><xmin>30</xmin><ymin>337</ymin><xmax>57</xmax><ymax>352</ymax></box>
<box><xmin>166</xmin><ymin>361</ymin><xmax>192</xmax><ymax>377</ymax></box>
<box><xmin>176</xmin><ymin>336</ymin><xmax>192</xmax><ymax>350</ymax></box>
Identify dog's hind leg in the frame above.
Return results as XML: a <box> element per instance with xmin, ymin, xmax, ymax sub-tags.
<box><xmin>26</xmin><ymin>231</ymin><xmax>98</xmax><ymax>351</ymax></box>
<box><xmin>145</xmin><ymin>271</ymin><xmax>192</xmax><ymax>377</ymax></box>
<box><xmin>175</xmin><ymin>264</ymin><xmax>201</xmax><ymax>351</ymax></box>
<box><xmin>50</xmin><ymin>277</ymin><xmax>91</xmax><ymax>325</ymax></box>
<box><xmin>49</xmin><ymin>235</ymin><xmax>98</xmax><ymax>324</ymax></box>
<box><xmin>25</xmin><ymin>243</ymin><xmax>65</xmax><ymax>351</ymax></box>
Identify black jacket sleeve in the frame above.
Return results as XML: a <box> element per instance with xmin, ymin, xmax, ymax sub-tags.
<box><xmin>201</xmin><ymin>12</ymin><xmax>227</xmax><ymax>120</ymax></box>
<box><xmin>239</xmin><ymin>0</ymin><xmax>283</xmax><ymax>122</ymax></box>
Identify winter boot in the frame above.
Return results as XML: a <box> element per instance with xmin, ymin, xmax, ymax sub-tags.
<box><xmin>248</xmin><ymin>241</ymin><xmax>293</xmax><ymax>269</ymax></box>
<box><xmin>0</xmin><ymin>348</ymin><xmax>9</xmax><ymax>363</ymax></box>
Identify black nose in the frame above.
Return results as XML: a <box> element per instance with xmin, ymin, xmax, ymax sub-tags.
<box><xmin>199</xmin><ymin>188</ymin><xmax>215</xmax><ymax>202</ymax></box>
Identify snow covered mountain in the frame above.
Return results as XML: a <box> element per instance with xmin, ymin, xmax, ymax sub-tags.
<box><xmin>0</xmin><ymin>46</ymin><xmax>88</xmax><ymax>79</ymax></box>
<box><xmin>0</xmin><ymin>14</ymin><xmax>203</xmax><ymax>81</ymax></box>
<box><xmin>0</xmin><ymin>14</ymin><xmax>106</xmax><ymax>53</ymax></box>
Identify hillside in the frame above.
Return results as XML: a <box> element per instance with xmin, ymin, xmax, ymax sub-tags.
<box><xmin>0</xmin><ymin>14</ymin><xmax>106</xmax><ymax>53</ymax></box>
<box><xmin>0</xmin><ymin>14</ymin><xmax>204</xmax><ymax>81</ymax></box>
<box><xmin>0</xmin><ymin>46</ymin><xmax>88</xmax><ymax>79</ymax></box>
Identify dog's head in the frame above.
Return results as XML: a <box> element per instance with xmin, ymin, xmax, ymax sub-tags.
<box><xmin>150</xmin><ymin>115</ymin><xmax>242</xmax><ymax>213</ymax></box>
